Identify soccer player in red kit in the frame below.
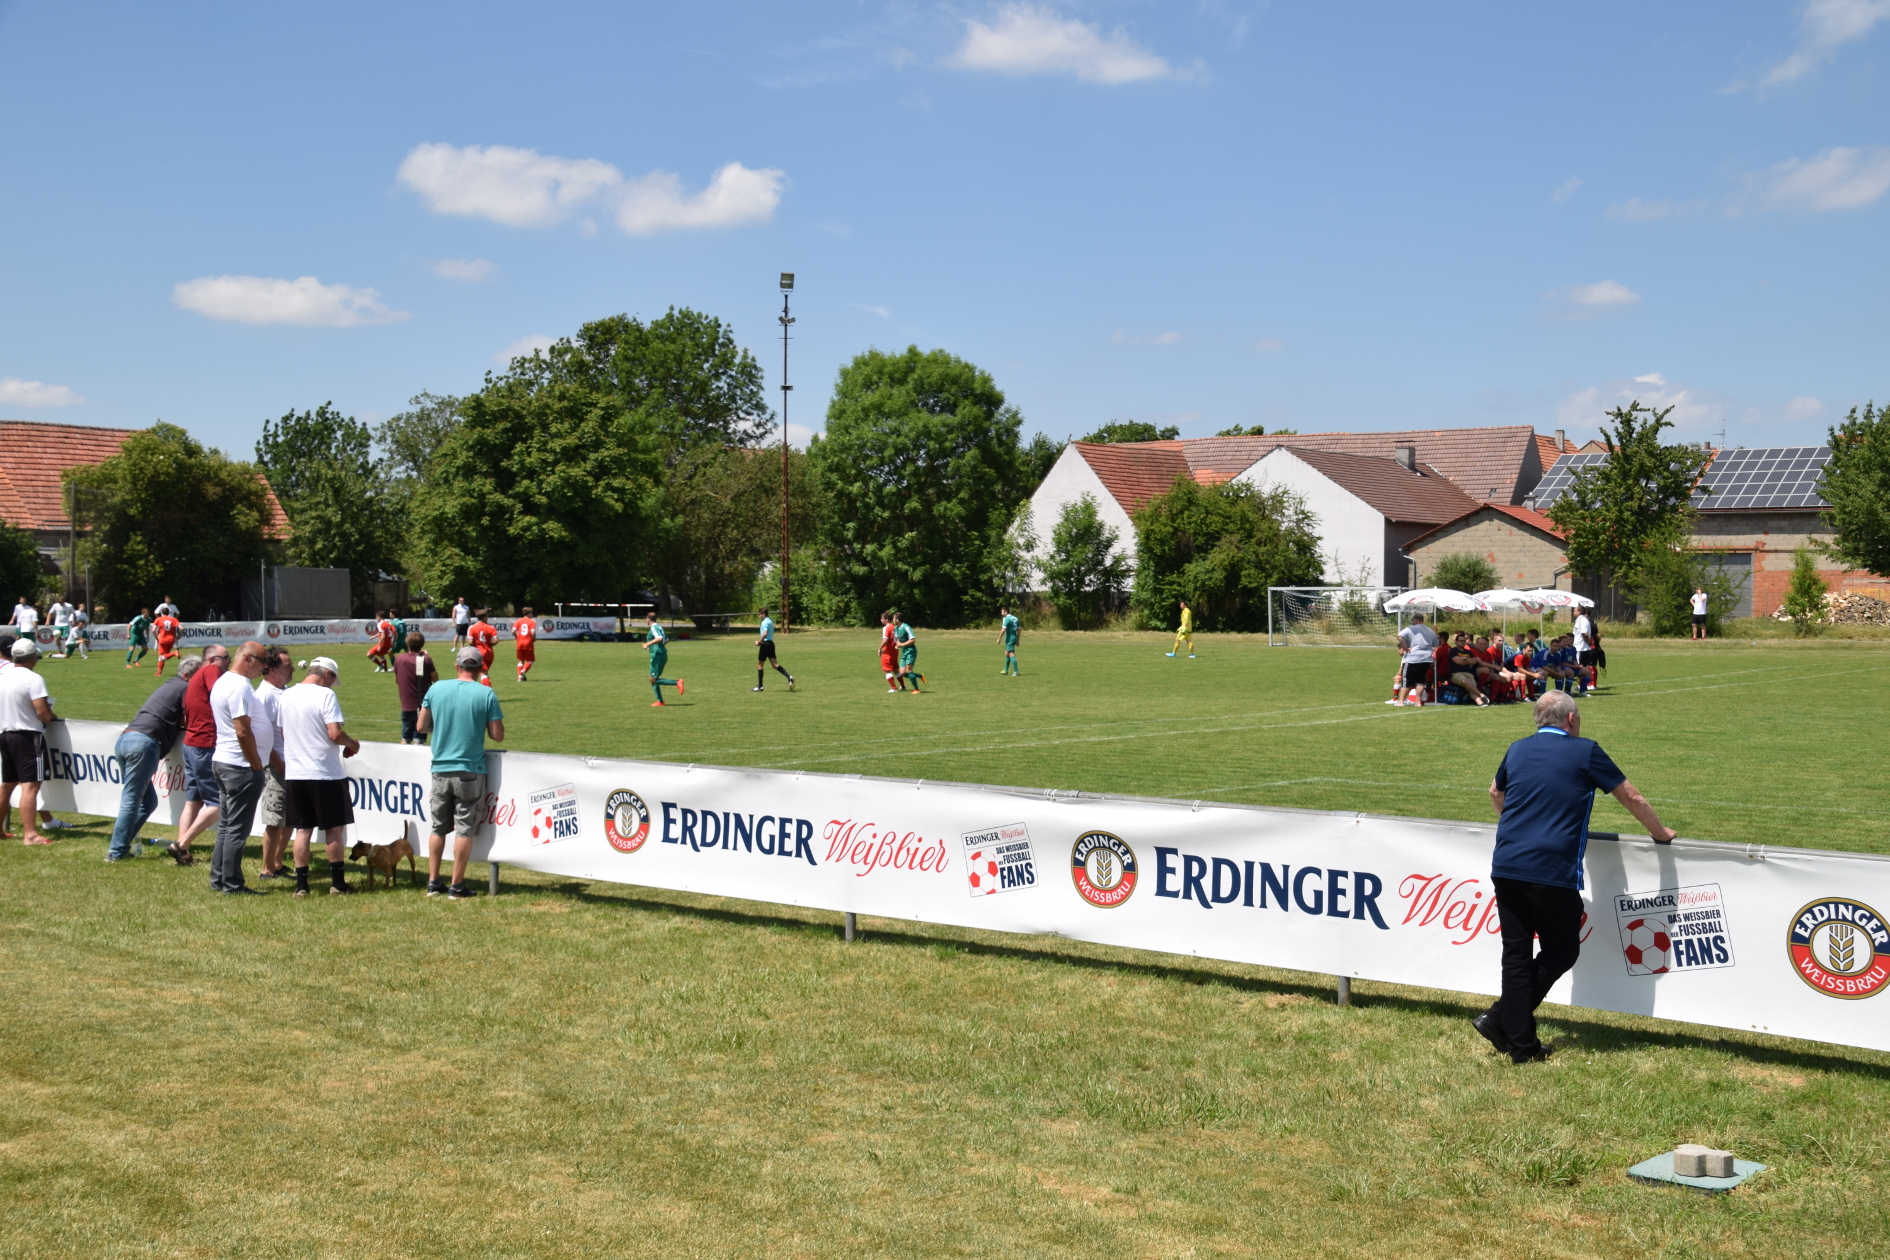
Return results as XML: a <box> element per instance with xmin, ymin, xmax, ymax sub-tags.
<box><xmin>513</xmin><ymin>607</ymin><xmax>538</xmax><ymax>682</ymax></box>
<box><xmin>366</xmin><ymin>612</ymin><xmax>396</xmax><ymax>672</ymax></box>
<box><xmin>151</xmin><ymin>613</ymin><xmax>183</xmax><ymax>677</ymax></box>
<box><xmin>468</xmin><ymin>610</ymin><xmax>498</xmax><ymax>685</ymax></box>
<box><xmin>879</xmin><ymin>609</ymin><xmax>902</xmax><ymax>693</ymax></box>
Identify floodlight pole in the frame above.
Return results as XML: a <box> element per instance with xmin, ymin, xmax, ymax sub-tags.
<box><xmin>777</xmin><ymin>274</ymin><xmax>796</xmax><ymax>632</ymax></box>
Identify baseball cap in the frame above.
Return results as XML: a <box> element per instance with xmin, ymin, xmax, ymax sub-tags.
<box><xmin>456</xmin><ymin>647</ymin><xmax>484</xmax><ymax>669</ymax></box>
<box><xmin>300</xmin><ymin>655</ymin><xmax>340</xmax><ymax>676</ymax></box>
<box><xmin>11</xmin><ymin>638</ymin><xmax>39</xmax><ymax>659</ymax></box>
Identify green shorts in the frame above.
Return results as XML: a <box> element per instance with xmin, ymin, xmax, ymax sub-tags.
<box><xmin>648</xmin><ymin>647</ymin><xmax>668</xmax><ymax>677</ymax></box>
<box><xmin>1003</xmin><ymin>635</ymin><xmax>1019</xmax><ymax>650</ymax></box>
<box><xmin>899</xmin><ymin>646</ymin><xmax>916</xmax><ymax>668</ymax></box>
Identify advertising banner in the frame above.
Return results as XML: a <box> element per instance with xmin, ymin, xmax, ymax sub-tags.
<box><xmin>38</xmin><ymin>617</ymin><xmax>621</xmax><ymax>651</ymax></box>
<box><xmin>37</xmin><ymin>720</ymin><xmax>1890</xmax><ymax>1053</ymax></box>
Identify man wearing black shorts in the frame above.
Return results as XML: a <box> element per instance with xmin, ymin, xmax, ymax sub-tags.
<box><xmin>277</xmin><ymin>656</ymin><xmax>360</xmax><ymax>897</ymax></box>
<box><xmin>1392</xmin><ymin>613</ymin><xmax>1439</xmax><ymax>706</ymax></box>
<box><xmin>752</xmin><ymin>607</ymin><xmax>794</xmax><ymax>692</ymax></box>
<box><xmin>0</xmin><ymin>639</ymin><xmax>59</xmax><ymax>844</ymax></box>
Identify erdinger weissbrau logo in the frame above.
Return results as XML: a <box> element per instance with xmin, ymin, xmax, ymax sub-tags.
<box><xmin>1071</xmin><ymin>831</ymin><xmax>1137</xmax><ymax>908</ymax></box>
<box><xmin>604</xmin><ymin>789</ymin><xmax>651</xmax><ymax>854</ymax></box>
<box><xmin>1788</xmin><ymin>897</ymin><xmax>1888</xmax><ymax>999</ymax></box>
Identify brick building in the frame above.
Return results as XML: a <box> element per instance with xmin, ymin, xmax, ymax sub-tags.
<box><xmin>1403</xmin><ymin>503</ymin><xmax>1569</xmax><ymax>592</ymax></box>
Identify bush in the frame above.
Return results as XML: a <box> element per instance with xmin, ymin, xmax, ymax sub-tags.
<box><xmin>1042</xmin><ymin>494</ymin><xmax>1129</xmax><ymax>629</ymax></box>
<box><xmin>1129</xmin><ymin>477</ymin><xmax>1323</xmax><ymax>633</ymax></box>
<box><xmin>1777</xmin><ymin>547</ymin><xmax>1829</xmax><ymax>636</ymax></box>
<box><xmin>1630</xmin><ymin>547</ymin><xmax>1743</xmax><ymax>636</ymax></box>
<box><xmin>1426</xmin><ymin>553</ymin><xmax>1497</xmax><ymax>594</ymax></box>
<box><xmin>0</xmin><ymin>521</ymin><xmax>44</xmax><ymax>610</ymax></box>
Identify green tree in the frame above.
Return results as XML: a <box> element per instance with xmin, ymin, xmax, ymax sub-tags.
<box><xmin>1546</xmin><ymin>402</ymin><xmax>1712</xmax><ymax>594</ymax></box>
<box><xmin>411</xmin><ymin>376</ymin><xmax>664</xmax><ymax>608</ymax></box>
<box><xmin>1129</xmin><ymin>477</ymin><xmax>1323</xmax><ymax>632</ymax></box>
<box><xmin>1778</xmin><ymin>546</ymin><xmax>1828</xmax><ymax>636</ymax></box>
<box><xmin>1427</xmin><ymin>552</ymin><xmax>1498</xmax><ymax>594</ymax></box>
<box><xmin>376</xmin><ymin>391</ymin><xmax>463</xmax><ymax>488</ymax></box>
<box><xmin>1022</xmin><ymin>432</ymin><xmax>1065</xmax><ymax>489</ymax></box>
<box><xmin>652</xmin><ymin>444</ymin><xmax>820</xmax><ymax>615</ymax></box>
<box><xmin>809</xmin><ymin>346</ymin><xmax>1028</xmax><ymax>626</ymax></box>
<box><xmin>988</xmin><ymin>503</ymin><xmax>1040</xmax><ymax>602</ymax></box>
<box><xmin>1042</xmin><ymin>494</ymin><xmax>1130</xmax><ymax>629</ymax></box>
<box><xmin>1082</xmin><ymin>420</ymin><xmax>1178</xmax><ymax>444</ymax></box>
<box><xmin>66</xmin><ymin>423</ymin><xmax>276</xmax><ymax>618</ymax></box>
<box><xmin>0</xmin><ymin>521</ymin><xmax>44</xmax><ymax>609</ymax></box>
<box><xmin>1630</xmin><ymin>547</ymin><xmax>1742</xmax><ymax>637</ymax></box>
<box><xmin>256</xmin><ymin>403</ymin><xmax>401</xmax><ymax>613</ymax></box>
<box><xmin>1820</xmin><ymin>400</ymin><xmax>1890</xmax><ymax>576</ymax></box>
<box><xmin>1214</xmin><ymin>423</ymin><xmax>1296</xmax><ymax>437</ymax></box>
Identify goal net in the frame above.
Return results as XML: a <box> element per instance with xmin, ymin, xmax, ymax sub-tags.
<box><xmin>1267</xmin><ymin>586</ymin><xmax>1406</xmax><ymax>647</ymax></box>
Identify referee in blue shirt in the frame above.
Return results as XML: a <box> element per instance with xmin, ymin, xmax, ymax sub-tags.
<box><xmin>1477</xmin><ymin>690</ymin><xmax>1676</xmax><ymax>1063</ymax></box>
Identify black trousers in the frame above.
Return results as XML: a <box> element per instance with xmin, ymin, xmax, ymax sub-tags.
<box><xmin>1491</xmin><ymin>876</ymin><xmax>1584</xmax><ymax>1053</ymax></box>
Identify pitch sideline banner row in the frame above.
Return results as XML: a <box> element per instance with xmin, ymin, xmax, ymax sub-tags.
<box><xmin>38</xmin><ymin>720</ymin><xmax>1890</xmax><ymax>1054</ymax></box>
<box><xmin>24</xmin><ymin>617</ymin><xmax>620</xmax><ymax>651</ymax></box>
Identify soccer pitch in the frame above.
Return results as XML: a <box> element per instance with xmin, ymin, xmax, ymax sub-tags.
<box><xmin>5</xmin><ymin>632</ymin><xmax>1886</xmax><ymax>1257</ymax></box>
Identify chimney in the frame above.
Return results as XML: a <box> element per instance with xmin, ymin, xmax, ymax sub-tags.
<box><xmin>1395</xmin><ymin>445</ymin><xmax>1416</xmax><ymax>472</ymax></box>
<box><xmin>1554</xmin><ymin>429</ymin><xmax>1566</xmax><ymax>450</ymax></box>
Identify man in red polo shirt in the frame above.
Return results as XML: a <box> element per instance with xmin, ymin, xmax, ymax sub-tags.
<box><xmin>169</xmin><ymin>644</ymin><xmax>228</xmax><ymax>865</ymax></box>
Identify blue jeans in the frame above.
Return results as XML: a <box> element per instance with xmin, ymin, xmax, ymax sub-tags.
<box><xmin>108</xmin><ymin>731</ymin><xmax>162</xmax><ymax>858</ymax></box>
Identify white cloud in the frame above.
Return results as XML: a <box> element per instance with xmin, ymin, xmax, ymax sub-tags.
<box><xmin>171</xmin><ymin>275</ymin><xmax>410</xmax><ymax>327</ymax></box>
<box><xmin>1606</xmin><ymin>196</ymin><xmax>1706</xmax><ymax>221</ymax></box>
<box><xmin>1786</xmin><ymin>395</ymin><xmax>1825</xmax><ymax>420</ymax></box>
<box><xmin>785</xmin><ymin>423</ymin><xmax>817</xmax><ymax>450</ymax></box>
<box><xmin>432</xmin><ymin>257</ymin><xmax>496</xmax><ymax>281</ymax></box>
<box><xmin>948</xmin><ymin>4</ymin><xmax>1179</xmax><ymax>83</ymax></box>
<box><xmin>1111</xmin><ymin>329</ymin><xmax>1182</xmax><ymax>345</ymax></box>
<box><xmin>0</xmin><ymin>377</ymin><xmax>83</xmax><ymax>408</ymax></box>
<box><xmin>853</xmin><ymin>304</ymin><xmax>891</xmax><ymax>319</ymax></box>
<box><xmin>1545</xmin><ymin>280</ymin><xmax>1642</xmax><ymax>319</ymax></box>
<box><xmin>1757</xmin><ymin>0</ymin><xmax>1890</xmax><ymax>87</ymax></box>
<box><xmin>398</xmin><ymin>143</ymin><xmax>786</xmax><ymax>234</ymax></box>
<box><xmin>494</xmin><ymin>334</ymin><xmax>556</xmax><ymax>365</ymax></box>
<box><xmin>1735</xmin><ymin>146</ymin><xmax>1890</xmax><ymax>213</ymax></box>
<box><xmin>1635</xmin><ymin>372</ymin><xmax>1667</xmax><ymax>386</ymax></box>
<box><xmin>615</xmin><ymin>162</ymin><xmax>786</xmax><ymax>235</ymax></box>
<box><xmin>1550</xmin><ymin>176</ymin><xmax>1583</xmax><ymax>203</ymax></box>
<box><xmin>1558</xmin><ymin>375</ymin><xmax>1724</xmax><ymax>432</ymax></box>
<box><xmin>1253</xmin><ymin>337</ymin><xmax>1285</xmax><ymax>353</ymax></box>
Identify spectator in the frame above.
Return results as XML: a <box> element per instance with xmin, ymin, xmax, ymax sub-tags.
<box><xmin>417</xmin><ymin>647</ymin><xmax>505</xmax><ymax>899</ymax></box>
<box><xmin>279</xmin><ymin>656</ymin><xmax>360</xmax><ymax>898</ymax></box>
<box><xmin>1446</xmin><ymin>633</ymin><xmax>1489</xmax><ymax>706</ymax></box>
<box><xmin>106</xmin><ymin>656</ymin><xmax>201</xmax><ymax>861</ymax></box>
<box><xmin>1690</xmin><ymin>587</ymin><xmax>1709</xmax><ymax>640</ymax></box>
<box><xmin>0</xmin><ymin>639</ymin><xmax>59</xmax><ymax>844</ymax></box>
<box><xmin>1392</xmin><ymin>612</ymin><xmax>1438</xmax><ymax>706</ymax></box>
<box><xmin>1478</xmin><ymin>691</ymin><xmax>1676</xmax><ymax>1062</ymax></box>
<box><xmin>254</xmin><ymin>647</ymin><xmax>293</xmax><ymax>878</ymax></box>
<box><xmin>154</xmin><ymin>595</ymin><xmax>181</xmax><ymax>620</ymax></box>
<box><xmin>395</xmin><ymin>632</ymin><xmax>438</xmax><ymax>745</ymax></box>
<box><xmin>207</xmin><ymin>641</ymin><xmax>270</xmax><ymax>894</ymax></box>
<box><xmin>170</xmin><ymin>645</ymin><xmax>230</xmax><ymax>864</ymax></box>
<box><xmin>451</xmin><ymin>596</ymin><xmax>472</xmax><ymax>648</ymax></box>
<box><xmin>11</xmin><ymin>596</ymin><xmax>37</xmax><ymax>636</ymax></box>
<box><xmin>0</xmin><ymin>634</ymin><xmax>71</xmax><ymax>833</ymax></box>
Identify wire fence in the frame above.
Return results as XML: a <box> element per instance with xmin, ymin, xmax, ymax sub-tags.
<box><xmin>1267</xmin><ymin>586</ymin><xmax>1407</xmax><ymax>647</ymax></box>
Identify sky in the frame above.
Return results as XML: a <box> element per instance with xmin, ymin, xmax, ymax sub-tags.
<box><xmin>2</xmin><ymin>1</ymin><xmax>1887</xmax><ymax>458</ymax></box>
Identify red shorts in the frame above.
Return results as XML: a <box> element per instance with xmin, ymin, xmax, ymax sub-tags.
<box><xmin>515</xmin><ymin>645</ymin><xmax>534</xmax><ymax>662</ymax></box>
<box><xmin>157</xmin><ymin>639</ymin><xmax>178</xmax><ymax>656</ymax></box>
<box><xmin>478</xmin><ymin>647</ymin><xmax>494</xmax><ymax>668</ymax></box>
<box><xmin>880</xmin><ymin>654</ymin><xmax>897</xmax><ymax>674</ymax></box>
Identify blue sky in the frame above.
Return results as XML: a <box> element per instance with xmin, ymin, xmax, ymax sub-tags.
<box><xmin>2</xmin><ymin>1</ymin><xmax>1887</xmax><ymax>457</ymax></box>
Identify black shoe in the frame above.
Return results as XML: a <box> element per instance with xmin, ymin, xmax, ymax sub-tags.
<box><xmin>259</xmin><ymin>868</ymin><xmax>289</xmax><ymax>880</ymax></box>
<box><xmin>1510</xmin><ymin>1045</ymin><xmax>1553</xmax><ymax>1065</ymax></box>
<box><xmin>426</xmin><ymin>878</ymin><xmax>447</xmax><ymax>898</ymax></box>
<box><xmin>223</xmin><ymin>885</ymin><xmax>266</xmax><ymax>896</ymax></box>
<box><xmin>447</xmin><ymin>883</ymin><xmax>476</xmax><ymax>900</ymax></box>
<box><xmin>1472</xmin><ymin>1012</ymin><xmax>1513</xmax><ymax>1055</ymax></box>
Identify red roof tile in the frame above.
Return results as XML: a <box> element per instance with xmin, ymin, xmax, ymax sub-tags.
<box><xmin>1273</xmin><ymin>447</ymin><xmax>1480</xmax><ymax>524</ymax></box>
<box><xmin>1402</xmin><ymin>502</ymin><xmax>1568</xmax><ymax>550</ymax></box>
<box><xmin>1072</xmin><ymin>441</ymin><xmax>1190</xmax><ymax>513</ymax></box>
<box><xmin>1129</xmin><ymin>425</ymin><xmax>1544</xmax><ymax>503</ymax></box>
<box><xmin>1535</xmin><ymin>434</ymin><xmax>1575</xmax><ymax>471</ymax></box>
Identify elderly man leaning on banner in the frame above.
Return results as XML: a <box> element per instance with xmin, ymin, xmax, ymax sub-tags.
<box><xmin>106</xmin><ymin>656</ymin><xmax>202</xmax><ymax>860</ymax></box>
<box><xmin>1477</xmin><ymin>691</ymin><xmax>1677</xmax><ymax>1064</ymax></box>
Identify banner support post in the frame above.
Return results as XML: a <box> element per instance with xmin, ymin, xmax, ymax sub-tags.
<box><xmin>489</xmin><ymin>862</ymin><xmax>500</xmax><ymax>896</ymax></box>
<box><xmin>844</xmin><ymin>912</ymin><xmax>856</xmax><ymax>943</ymax></box>
<box><xmin>1336</xmin><ymin>976</ymin><xmax>1351</xmax><ymax>1006</ymax></box>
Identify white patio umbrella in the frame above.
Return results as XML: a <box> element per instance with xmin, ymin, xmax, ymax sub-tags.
<box><xmin>1517</xmin><ymin>588</ymin><xmax>1595</xmax><ymax>636</ymax></box>
<box><xmin>1383</xmin><ymin>588</ymin><xmax>1486</xmax><ymax>614</ymax></box>
<box><xmin>1471</xmin><ymin>588</ymin><xmax>1547</xmax><ymax>633</ymax></box>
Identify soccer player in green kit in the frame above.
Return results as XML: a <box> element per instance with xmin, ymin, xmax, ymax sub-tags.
<box><xmin>998</xmin><ymin>604</ymin><xmax>1020</xmax><ymax>676</ymax></box>
<box><xmin>892</xmin><ymin>611</ymin><xmax>924</xmax><ymax>692</ymax></box>
<box><xmin>125</xmin><ymin>606</ymin><xmax>152</xmax><ymax>668</ymax></box>
<box><xmin>644</xmin><ymin>612</ymin><xmax>685</xmax><ymax>706</ymax></box>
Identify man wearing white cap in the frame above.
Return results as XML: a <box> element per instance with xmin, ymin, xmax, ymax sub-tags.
<box><xmin>278</xmin><ymin>656</ymin><xmax>360</xmax><ymax>897</ymax></box>
<box><xmin>0</xmin><ymin>638</ymin><xmax>59</xmax><ymax>845</ymax></box>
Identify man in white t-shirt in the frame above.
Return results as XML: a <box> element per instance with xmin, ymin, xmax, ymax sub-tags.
<box><xmin>278</xmin><ymin>656</ymin><xmax>360</xmax><ymax>897</ymax></box>
<box><xmin>12</xmin><ymin>599</ymin><xmax>38</xmax><ymax>635</ymax></box>
<box><xmin>1690</xmin><ymin>587</ymin><xmax>1710</xmax><ymax>640</ymax></box>
<box><xmin>207</xmin><ymin>641</ymin><xmax>270</xmax><ymax>894</ymax></box>
<box><xmin>66</xmin><ymin>604</ymin><xmax>90</xmax><ymax>659</ymax></box>
<box><xmin>0</xmin><ymin>639</ymin><xmax>59</xmax><ymax>845</ymax></box>
<box><xmin>451</xmin><ymin>597</ymin><xmax>472</xmax><ymax>648</ymax></box>
<box><xmin>154</xmin><ymin>596</ymin><xmax>181</xmax><ymax>620</ymax></box>
<box><xmin>254</xmin><ymin>647</ymin><xmax>295</xmax><ymax>879</ymax></box>
<box><xmin>1392</xmin><ymin>613</ymin><xmax>1440</xmax><ymax>706</ymax></box>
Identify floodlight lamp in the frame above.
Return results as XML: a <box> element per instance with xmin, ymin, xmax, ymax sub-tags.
<box><xmin>779</xmin><ymin>272</ymin><xmax>794</xmax><ymax>291</ymax></box>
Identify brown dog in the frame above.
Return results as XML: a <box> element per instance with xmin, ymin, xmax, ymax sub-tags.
<box><xmin>349</xmin><ymin>835</ymin><xmax>417</xmax><ymax>890</ymax></box>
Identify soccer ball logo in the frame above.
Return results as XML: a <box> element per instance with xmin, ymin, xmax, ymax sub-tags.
<box><xmin>967</xmin><ymin>849</ymin><xmax>1000</xmax><ymax>895</ymax></box>
<box><xmin>1622</xmin><ymin>917</ymin><xmax>1672</xmax><ymax>975</ymax></box>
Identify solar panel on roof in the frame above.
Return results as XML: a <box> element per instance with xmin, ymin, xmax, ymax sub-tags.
<box><xmin>1530</xmin><ymin>446</ymin><xmax>1834</xmax><ymax>511</ymax></box>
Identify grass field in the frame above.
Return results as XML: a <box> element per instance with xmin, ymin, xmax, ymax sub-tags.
<box><xmin>5</xmin><ymin>631</ymin><xmax>1887</xmax><ymax>1258</ymax></box>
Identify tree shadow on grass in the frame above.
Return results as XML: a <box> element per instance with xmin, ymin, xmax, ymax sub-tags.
<box><xmin>523</xmin><ymin>877</ymin><xmax>1890</xmax><ymax>1079</ymax></box>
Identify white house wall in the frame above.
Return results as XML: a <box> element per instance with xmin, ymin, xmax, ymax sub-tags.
<box><xmin>1235</xmin><ymin>450</ymin><xmax>1387</xmax><ymax>585</ymax></box>
<box><xmin>1025</xmin><ymin>445</ymin><xmax>1140</xmax><ymax>575</ymax></box>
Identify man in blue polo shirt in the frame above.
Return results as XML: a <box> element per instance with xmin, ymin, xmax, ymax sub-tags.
<box><xmin>1477</xmin><ymin>690</ymin><xmax>1675</xmax><ymax>1063</ymax></box>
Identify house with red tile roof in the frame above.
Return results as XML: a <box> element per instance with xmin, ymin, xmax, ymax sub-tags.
<box><xmin>1404</xmin><ymin>503</ymin><xmax>1570</xmax><ymax>593</ymax></box>
<box><xmin>0</xmin><ymin>417</ymin><xmax>291</xmax><ymax>559</ymax></box>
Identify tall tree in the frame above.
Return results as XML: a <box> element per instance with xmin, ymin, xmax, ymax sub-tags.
<box><xmin>1129</xmin><ymin>476</ymin><xmax>1323</xmax><ymax>633</ymax></box>
<box><xmin>1042</xmin><ymin>494</ymin><xmax>1130</xmax><ymax>629</ymax></box>
<box><xmin>1820</xmin><ymin>400</ymin><xmax>1890</xmax><ymax>576</ymax></box>
<box><xmin>1545</xmin><ymin>402</ymin><xmax>1711</xmax><ymax>592</ymax></box>
<box><xmin>1022</xmin><ymin>432</ymin><xmax>1065</xmax><ymax>490</ymax></box>
<box><xmin>651</xmin><ymin>444</ymin><xmax>820</xmax><ymax>614</ymax></box>
<box><xmin>809</xmin><ymin>346</ymin><xmax>1027</xmax><ymax>626</ymax></box>
<box><xmin>411</xmin><ymin>376</ymin><xmax>663</xmax><ymax>608</ymax></box>
<box><xmin>67</xmin><ymin>423</ymin><xmax>276</xmax><ymax>619</ymax></box>
<box><xmin>256</xmin><ymin>403</ymin><xmax>401</xmax><ymax>613</ymax></box>
<box><xmin>1082</xmin><ymin>420</ymin><xmax>1178</xmax><ymax>444</ymax></box>
<box><xmin>376</xmin><ymin>391</ymin><xmax>463</xmax><ymax>487</ymax></box>
<box><xmin>0</xmin><ymin>522</ymin><xmax>45</xmax><ymax>608</ymax></box>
